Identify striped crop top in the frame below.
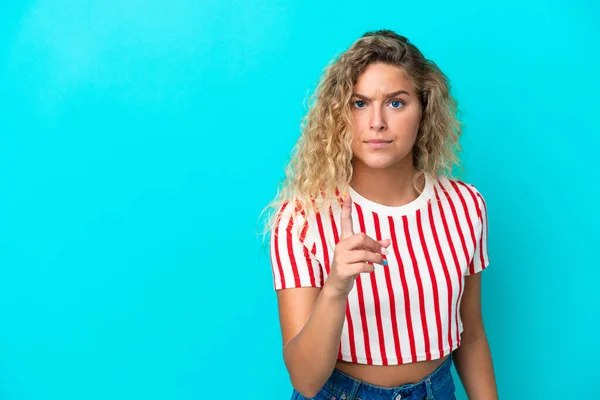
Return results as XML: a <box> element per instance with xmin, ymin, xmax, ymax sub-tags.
<box><xmin>269</xmin><ymin>173</ymin><xmax>490</xmax><ymax>366</ymax></box>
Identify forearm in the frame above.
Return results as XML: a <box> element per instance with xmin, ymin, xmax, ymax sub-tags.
<box><xmin>283</xmin><ymin>282</ymin><xmax>347</xmax><ymax>398</ymax></box>
<box><xmin>453</xmin><ymin>335</ymin><xmax>498</xmax><ymax>399</ymax></box>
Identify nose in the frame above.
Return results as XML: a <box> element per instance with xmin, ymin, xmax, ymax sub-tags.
<box><xmin>369</xmin><ymin>107</ymin><xmax>387</xmax><ymax>132</ymax></box>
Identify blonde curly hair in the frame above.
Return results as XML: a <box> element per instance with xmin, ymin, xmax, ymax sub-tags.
<box><xmin>258</xmin><ymin>29</ymin><xmax>464</xmax><ymax>246</ymax></box>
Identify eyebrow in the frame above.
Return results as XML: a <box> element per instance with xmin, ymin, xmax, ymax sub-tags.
<box><xmin>351</xmin><ymin>90</ymin><xmax>410</xmax><ymax>100</ymax></box>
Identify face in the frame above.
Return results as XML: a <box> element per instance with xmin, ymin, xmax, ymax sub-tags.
<box><xmin>350</xmin><ymin>62</ymin><xmax>422</xmax><ymax>170</ymax></box>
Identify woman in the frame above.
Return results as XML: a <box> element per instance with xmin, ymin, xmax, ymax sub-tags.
<box><xmin>264</xmin><ymin>29</ymin><xmax>498</xmax><ymax>400</ymax></box>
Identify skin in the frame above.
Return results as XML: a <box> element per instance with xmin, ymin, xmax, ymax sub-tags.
<box><xmin>277</xmin><ymin>62</ymin><xmax>498</xmax><ymax>397</ymax></box>
<box><xmin>349</xmin><ymin>61</ymin><xmax>424</xmax><ymax>208</ymax></box>
<box><xmin>336</xmin><ymin>62</ymin><xmax>449</xmax><ymax>385</ymax></box>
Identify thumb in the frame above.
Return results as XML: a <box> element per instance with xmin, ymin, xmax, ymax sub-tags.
<box><xmin>378</xmin><ymin>239</ymin><xmax>391</xmax><ymax>247</ymax></box>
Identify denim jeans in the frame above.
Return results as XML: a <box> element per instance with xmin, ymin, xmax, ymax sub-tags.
<box><xmin>291</xmin><ymin>354</ymin><xmax>456</xmax><ymax>400</ymax></box>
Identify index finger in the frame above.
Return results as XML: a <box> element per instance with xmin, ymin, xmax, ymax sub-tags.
<box><xmin>340</xmin><ymin>192</ymin><xmax>354</xmax><ymax>240</ymax></box>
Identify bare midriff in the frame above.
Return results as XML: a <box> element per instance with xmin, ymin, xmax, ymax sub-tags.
<box><xmin>334</xmin><ymin>354</ymin><xmax>449</xmax><ymax>387</ymax></box>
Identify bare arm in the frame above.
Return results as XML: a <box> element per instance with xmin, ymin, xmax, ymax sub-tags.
<box><xmin>275</xmin><ymin>194</ymin><xmax>390</xmax><ymax>398</ymax></box>
<box><xmin>277</xmin><ymin>284</ymin><xmax>347</xmax><ymax>398</ymax></box>
<box><xmin>453</xmin><ymin>272</ymin><xmax>499</xmax><ymax>399</ymax></box>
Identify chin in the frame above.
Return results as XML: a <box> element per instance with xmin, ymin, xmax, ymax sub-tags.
<box><xmin>355</xmin><ymin>155</ymin><xmax>403</xmax><ymax>170</ymax></box>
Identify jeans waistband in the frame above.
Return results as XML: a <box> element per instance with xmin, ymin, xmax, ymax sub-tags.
<box><xmin>325</xmin><ymin>354</ymin><xmax>453</xmax><ymax>400</ymax></box>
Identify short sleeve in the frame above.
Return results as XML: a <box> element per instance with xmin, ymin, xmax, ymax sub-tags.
<box><xmin>467</xmin><ymin>188</ymin><xmax>490</xmax><ymax>275</ymax></box>
<box><xmin>269</xmin><ymin>203</ymin><xmax>323</xmax><ymax>290</ymax></box>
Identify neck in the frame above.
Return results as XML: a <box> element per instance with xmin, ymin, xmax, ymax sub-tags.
<box><xmin>349</xmin><ymin>158</ymin><xmax>425</xmax><ymax>207</ymax></box>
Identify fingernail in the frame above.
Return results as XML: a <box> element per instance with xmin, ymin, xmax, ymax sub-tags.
<box><xmin>383</xmin><ymin>259</ymin><xmax>388</xmax><ymax>266</ymax></box>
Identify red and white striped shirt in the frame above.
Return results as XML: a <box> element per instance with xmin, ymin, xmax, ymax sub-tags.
<box><xmin>270</xmin><ymin>173</ymin><xmax>490</xmax><ymax>365</ymax></box>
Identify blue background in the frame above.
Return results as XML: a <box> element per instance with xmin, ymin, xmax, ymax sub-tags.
<box><xmin>1</xmin><ymin>0</ymin><xmax>598</xmax><ymax>399</ymax></box>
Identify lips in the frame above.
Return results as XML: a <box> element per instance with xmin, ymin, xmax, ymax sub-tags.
<box><xmin>366</xmin><ymin>140</ymin><xmax>392</xmax><ymax>144</ymax></box>
<box><xmin>365</xmin><ymin>140</ymin><xmax>392</xmax><ymax>149</ymax></box>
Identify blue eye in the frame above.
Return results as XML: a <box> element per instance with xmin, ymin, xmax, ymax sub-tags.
<box><xmin>390</xmin><ymin>100</ymin><xmax>404</xmax><ymax>108</ymax></box>
<box><xmin>354</xmin><ymin>100</ymin><xmax>366</xmax><ymax>108</ymax></box>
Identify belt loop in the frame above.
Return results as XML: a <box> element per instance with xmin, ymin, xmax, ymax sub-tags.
<box><xmin>425</xmin><ymin>378</ymin><xmax>434</xmax><ymax>400</ymax></box>
<box><xmin>348</xmin><ymin>379</ymin><xmax>361</xmax><ymax>400</ymax></box>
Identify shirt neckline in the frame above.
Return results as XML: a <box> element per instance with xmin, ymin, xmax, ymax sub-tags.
<box><xmin>348</xmin><ymin>172</ymin><xmax>435</xmax><ymax>217</ymax></box>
